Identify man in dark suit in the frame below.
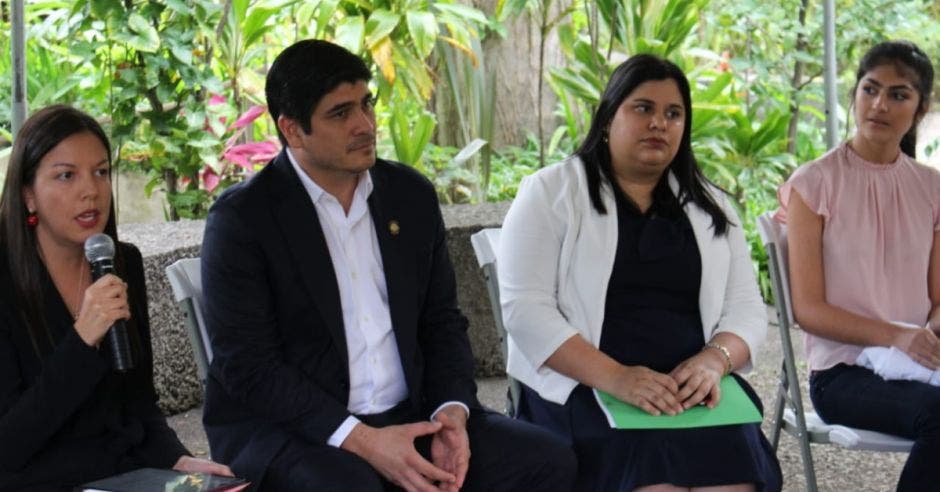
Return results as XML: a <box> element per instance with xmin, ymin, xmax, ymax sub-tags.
<box><xmin>201</xmin><ymin>39</ymin><xmax>575</xmax><ymax>491</ymax></box>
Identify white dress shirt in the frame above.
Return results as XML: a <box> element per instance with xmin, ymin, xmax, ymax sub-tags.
<box><xmin>287</xmin><ymin>150</ymin><xmax>407</xmax><ymax>446</ymax></box>
<box><xmin>287</xmin><ymin>150</ymin><xmax>466</xmax><ymax>448</ymax></box>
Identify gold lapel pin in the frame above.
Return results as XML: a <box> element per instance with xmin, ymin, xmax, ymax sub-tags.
<box><xmin>389</xmin><ymin>220</ymin><xmax>400</xmax><ymax>236</ymax></box>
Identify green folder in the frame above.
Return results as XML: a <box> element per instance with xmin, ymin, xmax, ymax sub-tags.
<box><xmin>594</xmin><ymin>376</ymin><xmax>762</xmax><ymax>429</ymax></box>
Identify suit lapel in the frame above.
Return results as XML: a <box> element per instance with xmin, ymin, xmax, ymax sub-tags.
<box><xmin>269</xmin><ymin>153</ymin><xmax>348</xmax><ymax>366</ymax></box>
<box><xmin>368</xmin><ymin>163</ymin><xmax>419</xmax><ymax>394</ymax></box>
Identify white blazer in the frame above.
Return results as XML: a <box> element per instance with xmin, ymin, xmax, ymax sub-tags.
<box><xmin>498</xmin><ymin>156</ymin><xmax>767</xmax><ymax>404</ymax></box>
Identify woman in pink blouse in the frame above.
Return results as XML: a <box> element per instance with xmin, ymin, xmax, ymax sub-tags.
<box><xmin>778</xmin><ymin>40</ymin><xmax>939</xmax><ymax>490</ymax></box>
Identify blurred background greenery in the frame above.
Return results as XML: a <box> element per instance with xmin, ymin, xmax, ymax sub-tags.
<box><xmin>1</xmin><ymin>0</ymin><xmax>938</xmax><ymax>299</ymax></box>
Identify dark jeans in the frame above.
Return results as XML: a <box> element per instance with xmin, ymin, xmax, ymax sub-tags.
<box><xmin>260</xmin><ymin>408</ymin><xmax>576</xmax><ymax>492</ymax></box>
<box><xmin>810</xmin><ymin>363</ymin><xmax>940</xmax><ymax>492</ymax></box>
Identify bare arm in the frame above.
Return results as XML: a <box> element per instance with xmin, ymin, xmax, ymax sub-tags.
<box><xmin>544</xmin><ymin>335</ymin><xmax>683</xmax><ymax>416</ymax></box>
<box><xmin>788</xmin><ymin>190</ymin><xmax>940</xmax><ymax>367</ymax></box>
<box><xmin>926</xmin><ymin>229</ymin><xmax>940</xmax><ymax>332</ymax></box>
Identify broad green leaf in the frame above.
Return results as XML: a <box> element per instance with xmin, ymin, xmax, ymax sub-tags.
<box><xmin>370</xmin><ymin>36</ymin><xmax>395</xmax><ymax>84</ymax></box>
<box><xmin>170</xmin><ymin>43</ymin><xmax>193</xmax><ymax>65</ymax></box>
<box><xmin>697</xmin><ymin>72</ymin><xmax>733</xmax><ymax>102</ymax></box>
<box><xmin>334</xmin><ymin>15</ymin><xmax>364</xmax><ymax>55</ymax></box>
<box><xmin>232</xmin><ymin>0</ymin><xmax>250</xmax><ymax>23</ymax></box>
<box><xmin>748</xmin><ymin>111</ymin><xmax>790</xmax><ymax>155</ymax></box>
<box><xmin>433</xmin><ymin>3</ymin><xmax>488</xmax><ymax>26</ymax></box>
<box><xmin>405</xmin><ymin>11</ymin><xmax>438</xmax><ymax>59</ymax></box>
<box><xmin>243</xmin><ymin>6</ymin><xmax>279</xmax><ymax>47</ymax></box>
<box><xmin>314</xmin><ymin>0</ymin><xmax>341</xmax><ymax>38</ymax></box>
<box><xmin>393</xmin><ymin>45</ymin><xmax>434</xmax><ymax>101</ymax></box>
<box><xmin>126</xmin><ymin>13</ymin><xmax>161</xmax><ymax>53</ymax></box>
<box><xmin>184</xmin><ymin>110</ymin><xmax>206</xmax><ymax>129</ymax></box>
<box><xmin>89</xmin><ymin>0</ymin><xmax>121</xmax><ymax>18</ymax></box>
<box><xmin>365</xmin><ymin>9</ymin><xmax>400</xmax><ymax>50</ymax></box>
<box><xmin>164</xmin><ymin>0</ymin><xmax>191</xmax><ymax>15</ymax></box>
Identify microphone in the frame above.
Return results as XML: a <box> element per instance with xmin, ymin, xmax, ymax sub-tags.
<box><xmin>84</xmin><ymin>233</ymin><xmax>135</xmax><ymax>372</ymax></box>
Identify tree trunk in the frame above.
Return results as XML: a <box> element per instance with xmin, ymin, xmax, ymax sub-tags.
<box><xmin>466</xmin><ymin>0</ymin><xmax>565</xmax><ymax>150</ymax></box>
<box><xmin>164</xmin><ymin>169</ymin><xmax>179</xmax><ymax>221</ymax></box>
<box><xmin>786</xmin><ymin>0</ymin><xmax>810</xmax><ymax>155</ymax></box>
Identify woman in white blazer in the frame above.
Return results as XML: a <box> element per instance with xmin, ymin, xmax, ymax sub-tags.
<box><xmin>498</xmin><ymin>55</ymin><xmax>781</xmax><ymax>492</ymax></box>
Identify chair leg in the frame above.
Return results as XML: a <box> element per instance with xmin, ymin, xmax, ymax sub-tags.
<box><xmin>781</xmin><ymin>328</ymin><xmax>819</xmax><ymax>492</ymax></box>
<box><xmin>769</xmin><ymin>360</ymin><xmax>787</xmax><ymax>450</ymax></box>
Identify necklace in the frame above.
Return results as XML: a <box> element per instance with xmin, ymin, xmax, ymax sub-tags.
<box><xmin>68</xmin><ymin>262</ymin><xmax>86</xmax><ymax>321</ymax></box>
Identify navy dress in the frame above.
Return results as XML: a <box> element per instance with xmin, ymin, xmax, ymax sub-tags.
<box><xmin>518</xmin><ymin>189</ymin><xmax>782</xmax><ymax>491</ymax></box>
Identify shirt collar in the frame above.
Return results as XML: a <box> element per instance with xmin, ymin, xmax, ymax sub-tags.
<box><xmin>285</xmin><ymin>148</ymin><xmax>374</xmax><ymax>206</ymax></box>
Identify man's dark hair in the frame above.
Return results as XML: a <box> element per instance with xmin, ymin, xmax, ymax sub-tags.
<box><xmin>265</xmin><ymin>39</ymin><xmax>372</xmax><ymax>145</ymax></box>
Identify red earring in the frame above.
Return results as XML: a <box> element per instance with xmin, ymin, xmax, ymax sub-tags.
<box><xmin>26</xmin><ymin>211</ymin><xmax>38</xmax><ymax>227</ymax></box>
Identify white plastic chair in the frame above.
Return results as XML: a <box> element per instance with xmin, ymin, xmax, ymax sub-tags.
<box><xmin>757</xmin><ymin>211</ymin><xmax>913</xmax><ymax>492</ymax></box>
<box><xmin>165</xmin><ymin>257</ymin><xmax>212</xmax><ymax>386</ymax></box>
<box><xmin>470</xmin><ymin>228</ymin><xmax>521</xmax><ymax>415</ymax></box>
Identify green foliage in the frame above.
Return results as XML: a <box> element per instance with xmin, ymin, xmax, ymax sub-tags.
<box><xmin>488</xmin><ymin>135</ymin><xmax>569</xmax><ymax>201</ymax></box>
<box><xmin>68</xmin><ymin>0</ymin><xmax>226</xmax><ymax>220</ymax></box>
<box><xmin>2</xmin><ymin>0</ymin><xmax>939</xmax><ymax>260</ymax></box>
<box><xmin>699</xmin><ymin>0</ymin><xmax>940</xmax><ymax>299</ymax></box>
<box><xmin>417</xmin><ymin>134</ymin><xmax>567</xmax><ymax>205</ymax></box>
<box><xmin>1</xmin><ymin>0</ymin><xmax>490</xmax><ymax>220</ymax></box>
<box><xmin>436</xmin><ymin>36</ymin><xmax>496</xmax><ymax>201</ymax></box>
<box><xmin>387</xmin><ymin>94</ymin><xmax>436</xmax><ymax>167</ymax></box>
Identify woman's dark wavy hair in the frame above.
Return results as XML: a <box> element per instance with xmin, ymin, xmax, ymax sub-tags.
<box><xmin>575</xmin><ymin>54</ymin><xmax>729</xmax><ymax>235</ymax></box>
<box><xmin>851</xmin><ymin>40</ymin><xmax>934</xmax><ymax>159</ymax></box>
<box><xmin>0</xmin><ymin>105</ymin><xmax>129</xmax><ymax>356</ymax></box>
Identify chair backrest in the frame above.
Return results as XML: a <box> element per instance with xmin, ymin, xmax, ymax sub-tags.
<box><xmin>757</xmin><ymin>212</ymin><xmax>795</xmax><ymax>328</ymax></box>
<box><xmin>470</xmin><ymin>228</ymin><xmax>520</xmax><ymax>415</ymax></box>
<box><xmin>757</xmin><ymin>209</ymin><xmax>913</xmax><ymax>478</ymax></box>
<box><xmin>470</xmin><ymin>228</ymin><xmax>506</xmax><ymax>362</ymax></box>
<box><xmin>165</xmin><ymin>257</ymin><xmax>212</xmax><ymax>385</ymax></box>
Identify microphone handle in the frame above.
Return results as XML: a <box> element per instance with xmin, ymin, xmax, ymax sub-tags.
<box><xmin>90</xmin><ymin>259</ymin><xmax>135</xmax><ymax>372</ymax></box>
<box><xmin>106</xmin><ymin>320</ymin><xmax>134</xmax><ymax>372</ymax></box>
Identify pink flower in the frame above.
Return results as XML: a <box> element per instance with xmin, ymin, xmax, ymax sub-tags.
<box><xmin>232</xmin><ymin>105</ymin><xmax>266</xmax><ymax>129</ymax></box>
<box><xmin>223</xmin><ymin>140</ymin><xmax>280</xmax><ymax>170</ymax></box>
<box><xmin>202</xmin><ymin>166</ymin><xmax>221</xmax><ymax>193</ymax></box>
<box><xmin>208</xmin><ymin>94</ymin><xmax>226</xmax><ymax>105</ymax></box>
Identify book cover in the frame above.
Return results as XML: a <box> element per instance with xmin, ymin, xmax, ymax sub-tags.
<box><xmin>594</xmin><ymin>375</ymin><xmax>763</xmax><ymax>429</ymax></box>
<box><xmin>80</xmin><ymin>468</ymin><xmax>249</xmax><ymax>492</ymax></box>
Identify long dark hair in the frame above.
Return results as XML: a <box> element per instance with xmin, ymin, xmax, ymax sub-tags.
<box><xmin>852</xmin><ymin>40</ymin><xmax>934</xmax><ymax>159</ymax></box>
<box><xmin>575</xmin><ymin>54</ymin><xmax>729</xmax><ymax>235</ymax></box>
<box><xmin>0</xmin><ymin>105</ymin><xmax>125</xmax><ymax>355</ymax></box>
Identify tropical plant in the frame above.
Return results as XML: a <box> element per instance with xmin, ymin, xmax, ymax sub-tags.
<box><xmin>434</xmin><ymin>36</ymin><xmax>496</xmax><ymax>201</ymax></box>
<box><xmin>0</xmin><ymin>1</ymin><xmax>99</xmax><ymax>143</ymax></box>
<box><xmin>65</xmin><ymin>0</ymin><xmax>227</xmax><ymax>219</ymax></box>
<box><xmin>495</xmin><ymin>0</ymin><xmax>577</xmax><ymax>167</ymax></box>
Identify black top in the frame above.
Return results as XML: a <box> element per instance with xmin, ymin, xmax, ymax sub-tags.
<box><xmin>519</xmin><ymin>189</ymin><xmax>783</xmax><ymax>491</ymax></box>
<box><xmin>599</xmin><ymin>189</ymin><xmax>703</xmax><ymax>373</ymax></box>
<box><xmin>0</xmin><ymin>243</ymin><xmax>188</xmax><ymax>491</ymax></box>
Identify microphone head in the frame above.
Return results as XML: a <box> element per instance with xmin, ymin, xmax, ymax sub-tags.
<box><xmin>84</xmin><ymin>233</ymin><xmax>115</xmax><ymax>263</ymax></box>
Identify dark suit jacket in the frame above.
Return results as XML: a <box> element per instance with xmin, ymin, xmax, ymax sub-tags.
<box><xmin>201</xmin><ymin>151</ymin><xmax>480</xmax><ymax>483</ymax></box>
<box><xmin>0</xmin><ymin>244</ymin><xmax>188</xmax><ymax>491</ymax></box>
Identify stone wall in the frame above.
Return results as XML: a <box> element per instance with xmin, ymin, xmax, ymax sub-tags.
<box><xmin>120</xmin><ymin>202</ymin><xmax>510</xmax><ymax>414</ymax></box>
